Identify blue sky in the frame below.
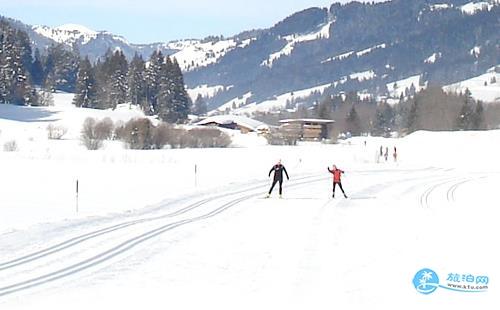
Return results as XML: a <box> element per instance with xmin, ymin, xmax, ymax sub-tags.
<box><xmin>0</xmin><ymin>0</ymin><xmax>380</xmax><ymax>44</ymax></box>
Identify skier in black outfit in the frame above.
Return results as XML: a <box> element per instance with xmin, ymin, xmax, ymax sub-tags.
<box><xmin>267</xmin><ymin>159</ymin><xmax>289</xmax><ymax>198</ymax></box>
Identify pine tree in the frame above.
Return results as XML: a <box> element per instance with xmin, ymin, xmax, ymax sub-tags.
<box><xmin>73</xmin><ymin>57</ymin><xmax>98</xmax><ymax>108</ymax></box>
<box><xmin>0</xmin><ymin>28</ymin><xmax>14</xmax><ymax>103</ymax></box>
<box><xmin>456</xmin><ymin>101</ymin><xmax>473</xmax><ymax>130</ymax></box>
<box><xmin>31</xmin><ymin>48</ymin><xmax>44</xmax><ymax>86</ymax></box>
<box><xmin>171</xmin><ymin>58</ymin><xmax>191</xmax><ymax>123</ymax></box>
<box><xmin>157</xmin><ymin>57</ymin><xmax>191</xmax><ymax>123</ymax></box>
<box><xmin>406</xmin><ymin>99</ymin><xmax>419</xmax><ymax>133</ymax></box>
<box><xmin>345</xmin><ymin>104</ymin><xmax>362</xmax><ymax>136</ymax></box>
<box><xmin>0</xmin><ymin>22</ymin><xmax>37</xmax><ymax>105</ymax></box>
<box><xmin>94</xmin><ymin>50</ymin><xmax>129</xmax><ymax>109</ymax></box>
<box><xmin>93</xmin><ymin>58</ymin><xmax>107</xmax><ymax>108</ymax></box>
<box><xmin>157</xmin><ymin>56</ymin><xmax>175</xmax><ymax>122</ymax></box>
<box><xmin>409</xmin><ymin>83</ymin><xmax>417</xmax><ymax>96</ymax></box>
<box><xmin>471</xmin><ymin>101</ymin><xmax>485</xmax><ymax>130</ymax></box>
<box><xmin>373</xmin><ymin>102</ymin><xmax>395</xmax><ymax>136</ymax></box>
<box><xmin>2</xmin><ymin>26</ymin><xmax>34</xmax><ymax>105</ymax></box>
<box><xmin>144</xmin><ymin>50</ymin><xmax>164</xmax><ymax>114</ymax></box>
<box><xmin>107</xmin><ymin>50</ymin><xmax>128</xmax><ymax>109</ymax></box>
<box><xmin>455</xmin><ymin>89</ymin><xmax>474</xmax><ymax>130</ymax></box>
<box><xmin>127</xmin><ymin>53</ymin><xmax>146</xmax><ymax>109</ymax></box>
<box><xmin>193</xmin><ymin>94</ymin><xmax>208</xmax><ymax>116</ymax></box>
<box><xmin>44</xmin><ymin>44</ymin><xmax>79</xmax><ymax>92</ymax></box>
<box><xmin>315</xmin><ymin>97</ymin><xmax>333</xmax><ymax>119</ymax></box>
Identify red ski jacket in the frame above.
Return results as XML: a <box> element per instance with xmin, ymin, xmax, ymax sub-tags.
<box><xmin>328</xmin><ymin>167</ymin><xmax>344</xmax><ymax>183</ymax></box>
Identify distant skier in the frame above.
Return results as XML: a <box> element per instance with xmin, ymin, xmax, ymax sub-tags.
<box><xmin>393</xmin><ymin>146</ymin><xmax>398</xmax><ymax>162</ymax></box>
<box><xmin>267</xmin><ymin>159</ymin><xmax>289</xmax><ymax>198</ymax></box>
<box><xmin>384</xmin><ymin>147</ymin><xmax>389</xmax><ymax>162</ymax></box>
<box><xmin>328</xmin><ymin>164</ymin><xmax>348</xmax><ymax>198</ymax></box>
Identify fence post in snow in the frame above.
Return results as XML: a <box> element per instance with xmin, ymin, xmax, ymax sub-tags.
<box><xmin>76</xmin><ymin>179</ymin><xmax>79</xmax><ymax>214</ymax></box>
<box><xmin>194</xmin><ymin>164</ymin><xmax>198</xmax><ymax>187</ymax></box>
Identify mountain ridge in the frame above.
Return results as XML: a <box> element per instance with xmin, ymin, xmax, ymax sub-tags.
<box><xmin>2</xmin><ymin>0</ymin><xmax>499</xmax><ymax>112</ymax></box>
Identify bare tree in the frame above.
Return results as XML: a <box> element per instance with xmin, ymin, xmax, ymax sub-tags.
<box><xmin>3</xmin><ymin>140</ymin><xmax>18</xmax><ymax>152</ymax></box>
<box><xmin>47</xmin><ymin>123</ymin><xmax>68</xmax><ymax>140</ymax></box>
<box><xmin>95</xmin><ymin>117</ymin><xmax>114</xmax><ymax>140</ymax></box>
<box><xmin>123</xmin><ymin>118</ymin><xmax>154</xmax><ymax>149</ymax></box>
<box><xmin>152</xmin><ymin>123</ymin><xmax>172</xmax><ymax>149</ymax></box>
<box><xmin>81</xmin><ymin>117</ymin><xmax>103</xmax><ymax>150</ymax></box>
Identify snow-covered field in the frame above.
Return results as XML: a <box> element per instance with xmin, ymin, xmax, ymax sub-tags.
<box><xmin>1</xmin><ymin>94</ymin><xmax>499</xmax><ymax>309</ymax></box>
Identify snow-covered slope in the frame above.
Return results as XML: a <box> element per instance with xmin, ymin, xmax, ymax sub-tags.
<box><xmin>444</xmin><ymin>66</ymin><xmax>500</xmax><ymax>102</ymax></box>
<box><xmin>211</xmin><ymin>66</ymin><xmax>499</xmax><ymax>115</ymax></box>
<box><xmin>0</xmin><ymin>92</ymin><xmax>147</xmax><ymax>151</ymax></box>
<box><xmin>218</xmin><ymin>83</ymin><xmax>333</xmax><ymax>115</ymax></box>
<box><xmin>322</xmin><ymin>43</ymin><xmax>387</xmax><ymax>64</ymax></box>
<box><xmin>213</xmin><ymin>91</ymin><xmax>254</xmax><ymax>114</ymax></box>
<box><xmin>444</xmin><ymin>68</ymin><xmax>500</xmax><ymax>102</ymax></box>
<box><xmin>168</xmin><ymin>38</ymin><xmax>240</xmax><ymax>72</ymax></box>
<box><xmin>387</xmin><ymin>75</ymin><xmax>425</xmax><ymax>98</ymax></box>
<box><xmin>187</xmin><ymin>84</ymin><xmax>225</xmax><ymax>101</ymax></box>
<box><xmin>262</xmin><ymin>21</ymin><xmax>333</xmax><ymax>68</ymax></box>
<box><xmin>460</xmin><ymin>0</ymin><xmax>500</xmax><ymax>14</ymax></box>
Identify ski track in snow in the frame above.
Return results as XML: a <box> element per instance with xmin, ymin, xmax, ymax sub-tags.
<box><xmin>0</xmin><ymin>174</ymin><xmax>324</xmax><ymax>298</ymax></box>
<box><xmin>0</xmin><ymin>167</ymin><xmax>498</xmax><ymax>308</ymax></box>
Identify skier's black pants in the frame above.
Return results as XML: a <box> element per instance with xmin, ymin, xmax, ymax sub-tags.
<box><xmin>269</xmin><ymin>178</ymin><xmax>283</xmax><ymax>195</ymax></box>
<box><xmin>333</xmin><ymin>181</ymin><xmax>346</xmax><ymax>196</ymax></box>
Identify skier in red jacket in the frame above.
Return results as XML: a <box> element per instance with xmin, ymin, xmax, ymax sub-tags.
<box><xmin>328</xmin><ymin>164</ymin><xmax>348</xmax><ymax>198</ymax></box>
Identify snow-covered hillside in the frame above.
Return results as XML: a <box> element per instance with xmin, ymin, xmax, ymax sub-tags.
<box><xmin>0</xmin><ymin>93</ymin><xmax>146</xmax><ymax>151</ymax></box>
<box><xmin>460</xmin><ymin>0</ymin><xmax>500</xmax><ymax>14</ymax></box>
<box><xmin>423</xmin><ymin>0</ymin><xmax>500</xmax><ymax>15</ymax></box>
<box><xmin>322</xmin><ymin>43</ymin><xmax>387</xmax><ymax>64</ymax></box>
<box><xmin>32</xmin><ymin>24</ymin><xmax>129</xmax><ymax>46</ymax></box>
<box><xmin>387</xmin><ymin>75</ymin><xmax>425</xmax><ymax>99</ymax></box>
<box><xmin>213</xmin><ymin>91</ymin><xmax>254</xmax><ymax>114</ymax></box>
<box><xmin>187</xmin><ymin>84</ymin><xmax>226</xmax><ymax>101</ymax></box>
<box><xmin>167</xmin><ymin>39</ymin><xmax>243</xmax><ymax>72</ymax></box>
<box><xmin>33</xmin><ymin>24</ymin><xmax>97</xmax><ymax>45</ymax></box>
<box><xmin>444</xmin><ymin>66</ymin><xmax>500</xmax><ymax>102</ymax></box>
<box><xmin>262</xmin><ymin>21</ymin><xmax>333</xmax><ymax>68</ymax></box>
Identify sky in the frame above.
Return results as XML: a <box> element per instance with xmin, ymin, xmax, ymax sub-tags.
<box><xmin>0</xmin><ymin>0</ymin><xmax>384</xmax><ymax>44</ymax></box>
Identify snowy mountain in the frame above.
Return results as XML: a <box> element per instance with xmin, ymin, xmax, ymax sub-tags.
<box><xmin>33</xmin><ymin>24</ymin><xmax>99</xmax><ymax>45</ymax></box>
<box><xmin>184</xmin><ymin>0</ymin><xmax>500</xmax><ymax>111</ymax></box>
<box><xmin>3</xmin><ymin>0</ymin><xmax>499</xmax><ymax>112</ymax></box>
<box><xmin>2</xmin><ymin>16</ymin><xmax>251</xmax><ymax>71</ymax></box>
<box><xmin>1</xmin><ymin>17</ymin><xmax>173</xmax><ymax>61</ymax></box>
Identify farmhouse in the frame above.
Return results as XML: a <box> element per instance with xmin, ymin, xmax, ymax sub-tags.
<box><xmin>195</xmin><ymin>115</ymin><xmax>270</xmax><ymax>134</ymax></box>
<box><xmin>279</xmin><ymin>118</ymin><xmax>335</xmax><ymax>140</ymax></box>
